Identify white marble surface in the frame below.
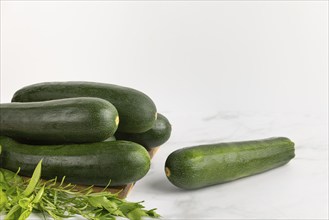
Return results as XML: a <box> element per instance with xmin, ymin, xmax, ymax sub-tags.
<box><xmin>1</xmin><ymin>110</ymin><xmax>328</xmax><ymax>220</ymax></box>
<box><xmin>126</xmin><ymin>110</ymin><xmax>328</xmax><ymax>220</ymax></box>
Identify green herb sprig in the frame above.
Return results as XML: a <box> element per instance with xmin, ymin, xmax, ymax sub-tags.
<box><xmin>0</xmin><ymin>145</ymin><xmax>160</xmax><ymax>220</ymax></box>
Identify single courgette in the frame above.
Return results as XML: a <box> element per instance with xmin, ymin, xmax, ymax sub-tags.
<box><xmin>12</xmin><ymin>81</ymin><xmax>157</xmax><ymax>133</ymax></box>
<box><xmin>165</xmin><ymin>137</ymin><xmax>295</xmax><ymax>189</ymax></box>
<box><xmin>0</xmin><ymin>136</ymin><xmax>150</xmax><ymax>186</ymax></box>
<box><xmin>0</xmin><ymin>97</ymin><xmax>119</xmax><ymax>144</ymax></box>
<box><xmin>116</xmin><ymin>113</ymin><xmax>171</xmax><ymax>150</ymax></box>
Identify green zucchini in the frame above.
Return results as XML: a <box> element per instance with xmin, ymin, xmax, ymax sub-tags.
<box><xmin>116</xmin><ymin>113</ymin><xmax>171</xmax><ymax>150</ymax></box>
<box><xmin>0</xmin><ymin>136</ymin><xmax>150</xmax><ymax>186</ymax></box>
<box><xmin>12</xmin><ymin>81</ymin><xmax>157</xmax><ymax>133</ymax></box>
<box><xmin>0</xmin><ymin>97</ymin><xmax>119</xmax><ymax>144</ymax></box>
<box><xmin>165</xmin><ymin>137</ymin><xmax>295</xmax><ymax>189</ymax></box>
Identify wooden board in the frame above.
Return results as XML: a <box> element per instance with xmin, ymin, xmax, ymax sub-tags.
<box><xmin>75</xmin><ymin>146</ymin><xmax>160</xmax><ymax>198</ymax></box>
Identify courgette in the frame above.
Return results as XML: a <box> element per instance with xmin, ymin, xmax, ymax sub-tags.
<box><xmin>12</xmin><ymin>81</ymin><xmax>157</xmax><ymax>133</ymax></box>
<box><xmin>0</xmin><ymin>97</ymin><xmax>118</xmax><ymax>144</ymax></box>
<box><xmin>0</xmin><ymin>136</ymin><xmax>151</xmax><ymax>186</ymax></box>
<box><xmin>116</xmin><ymin>113</ymin><xmax>171</xmax><ymax>150</ymax></box>
<box><xmin>165</xmin><ymin>137</ymin><xmax>295</xmax><ymax>189</ymax></box>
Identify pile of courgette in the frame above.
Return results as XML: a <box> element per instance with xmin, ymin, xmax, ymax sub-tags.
<box><xmin>0</xmin><ymin>81</ymin><xmax>295</xmax><ymax>191</ymax></box>
<box><xmin>0</xmin><ymin>81</ymin><xmax>172</xmax><ymax>187</ymax></box>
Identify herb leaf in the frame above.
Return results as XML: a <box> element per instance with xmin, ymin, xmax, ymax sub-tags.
<box><xmin>0</xmin><ymin>159</ymin><xmax>160</xmax><ymax>220</ymax></box>
<box><xmin>22</xmin><ymin>160</ymin><xmax>42</xmax><ymax>196</ymax></box>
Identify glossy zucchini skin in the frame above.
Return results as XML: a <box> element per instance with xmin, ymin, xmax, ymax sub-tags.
<box><xmin>116</xmin><ymin>113</ymin><xmax>171</xmax><ymax>150</ymax></box>
<box><xmin>0</xmin><ymin>97</ymin><xmax>118</xmax><ymax>144</ymax></box>
<box><xmin>0</xmin><ymin>136</ymin><xmax>151</xmax><ymax>186</ymax></box>
<box><xmin>165</xmin><ymin>137</ymin><xmax>295</xmax><ymax>189</ymax></box>
<box><xmin>12</xmin><ymin>81</ymin><xmax>157</xmax><ymax>133</ymax></box>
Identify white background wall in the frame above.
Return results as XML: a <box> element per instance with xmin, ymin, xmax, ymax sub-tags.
<box><xmin>1</xmin><ymin>1</ymin><xmax>328</xmax><ymax>116</ymax></box>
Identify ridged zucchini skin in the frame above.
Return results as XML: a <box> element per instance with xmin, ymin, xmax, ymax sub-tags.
<box><xmin>165</xmin><ymin>137</ymin><xmax>295</xmax><ymax>189</ymax></box>
<box><xmin>0</xmin><ymin>97</ymin><xmax>118</xmax><ymax>144</ymax></box>
<box><xmin>0</xmin><ymin>136</ymin><xmax>151</xmax><ymax>186</ymax></box>
<box><xmin>116</xmin><ymin>113</ymin><xmax>171</xmax><ymax>150</ymax></box>
<box><xmin>11</xmin><ymin>81</ymin><xmax>157</xmax><ymax>133</ymax></box>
